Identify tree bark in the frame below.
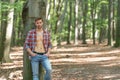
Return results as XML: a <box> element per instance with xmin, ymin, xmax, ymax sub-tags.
<box><xmin>22</xmin><ymin>0</ymin><xmax>47</xmax><ymax>80</ymax></box>
<box><xmin>54</xmin><ymin>0</ymin><xmax>67</xmax><ymax>45</ymax></box>
<box><xmin>74</xmin><ymin>0</ymin><xmax>79</xmax><ymax>45</ymax></box>
<box><xmin>3</xmin><ymin>0</ymin><xmax>15</xmax><ymax>62</ymax></box>
<box><xmin>99</xmin><ymin>4</ymin><xmax>107</xmax><ymax>44</ymax></box>
<box><xmin>67</xmin><ymin>2</ymin><xmax>72</xmax><ymax>44</ymax></box>
<box><xmin>0</xmin><ymin>0</ymin><xmax>14</xmax><ymax>62</ymax></box>
<box><xmin>91</xmin><ymin>0</ymin><xmax>96</xmax><ymax>45</ymax></box>
<box><xmin>108</xmin><ymin>0</ymin><xmax>114</xmax><ymax>46</ymax></box>
<box><xmin>114</xmin><ymin>0</ymin><xmax>120</xmax><ymax>47</ymax></box>
<box><xmin>82</xmin><ymin>0</ymin><xmax>87</xmax><ymax>44</ymax></box>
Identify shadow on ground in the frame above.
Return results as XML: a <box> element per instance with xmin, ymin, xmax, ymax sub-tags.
<box><xmin>0</xmin><ymin>44</ymin><xmax>120</xmax><ymax>80</ymax></box>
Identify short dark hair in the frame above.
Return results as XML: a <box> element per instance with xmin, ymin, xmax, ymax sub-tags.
<box><xmin>35</xmin><ymin>17</ymin><xmax>43</xmax><ymax>22</ymax></box>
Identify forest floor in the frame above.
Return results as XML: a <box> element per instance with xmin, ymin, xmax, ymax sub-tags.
<box><xmin>0</xmin><ymin>41</ymin><xmax>120</xmax><ymax>80</ymax></box>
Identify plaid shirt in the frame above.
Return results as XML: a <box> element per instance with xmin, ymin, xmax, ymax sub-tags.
<box><xmin>24</xmin><ymin>29</ymin><xmax>52</xmax><ymax>52</ymax></box>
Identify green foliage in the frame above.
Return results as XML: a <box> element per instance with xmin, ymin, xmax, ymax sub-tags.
<box><xmin>0</xmin><ymin>0</ymin><xmax>119</xmax><ymax>46</ymax></box>
<box><xmin>14</xmin><ymin>1</ymin><xmax>25</xmax><ymax>12</ymax></box>
<box><xmin>0</xmin><ymin>0</ymin><xmax>25</xmax><ymax>46</ymax></box>
<box><xmin>99</xmin><ymin>0</ymin><xmax>108</xmax><ymax>5</ymax></box>
<box><xmin>95</xmin><ymin>19</ymin><xmax>108</xmax><ymax>29</ymax></box>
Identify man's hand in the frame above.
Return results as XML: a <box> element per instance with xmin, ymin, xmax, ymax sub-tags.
<box><xmin>30</xmin><ymin>53</ymin><xmax>37</xmax><ymax>57</ymax></box>
<box><xmin>26</xmin><ymin>48</ymin><xmax>37</xmax><ymax>57</ymax></box>
<box><xmin>45</xmin><ymin>48</ymin><xmax>51</xmax><ymax>57</ymax></box>
<box><xmin>44</xmin><ymin>52</ymin><xmax>50</xmax><ymax>57</ymax></box>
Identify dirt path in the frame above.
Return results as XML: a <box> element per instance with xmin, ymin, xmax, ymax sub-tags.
<box><xmin>0</xmin><ymin>43</ymin><xmax>120</xmax><ymax>80</ymax></box>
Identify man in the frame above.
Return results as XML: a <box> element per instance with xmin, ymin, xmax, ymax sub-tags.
<box><xmin>24</xmin><ymin>17</ymin><xmax>52</xmax><ymax>80</ymax></box>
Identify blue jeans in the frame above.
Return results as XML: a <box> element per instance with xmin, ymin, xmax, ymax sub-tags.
<box><xmin>31</xmin><ymin>54</ymin><xmax>52</xmax><ymax>80</ymax></box>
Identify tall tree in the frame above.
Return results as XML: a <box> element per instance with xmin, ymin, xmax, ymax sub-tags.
<box><xmin>67</xmin><ymin>1</ymin><xmax>72</xmax><ymax>44</ymax></box>
<box><xmin>0</xmin><ymin>0</ymin><xmax>8</xmax><ymax>62</ymax></box>
<box><xmin>90</xmin><ymin>0</ymin><xmax>97</xmax><ymax>45</ymax></box>
<box><xmin>0</xmin><ymin>2</ymin><xmax>6</xmax><ymax>62</ymax></box>
<box><xmin>74</xmin><ymin>0</ymin><xmax>79</xmax><ymax>45</ymax></box>
<box><xmin>108</xmin><ymin>0</ymin><xmax>114</xmax><ymax>46</ymax></box>
<box><xmin>99</xmin><ymin>4</ymin><xmax>107</xmax><ymax>44</ymax></box>
<box><xmin>54</xmin><ymin>0</ymin><xmax>62</xmax><ymax>34</ymax></box>
<box><xmin>82</xmin><ymin>0</ymin><xmax>87</xmax><ymax>44</ymax></box>
<box><xmin>54</xmin><ymin>0</ymin><xmax>67</xmax><ymax>45</ymax></box>
<box><xmin>114</xmin><ymin>0</ymin><xmax>120</xmax><ymax>47</ymax></box>
<box><xmin>22</xmin><ymin>0</ymin><xmax>47</xmax><ymax>80</ymax></box>
<box><xmin>12</xmin><ymin>1</ymin><xmax>24</xmax><ymax>46</ymax></box>
<box><xmin>0</xmin><ymin>1</ymin><xmax>1</xmax><ymax>38</ymax></box>
<box><xmin>3</xmin><ymin>0</ymin><xmax>15</xmax><ymax>62</ymax></box>
<box><xmin>0</xmin><ymin>0</ymin><xmax>15</xmax><ymax>62</ymax></box>
<box><xmin>46</xmin><ymin>0</ymin><xmax>51</xmax><ymax>20</ymax></box>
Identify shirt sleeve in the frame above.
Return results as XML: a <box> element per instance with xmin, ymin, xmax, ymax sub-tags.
<box><xmin>24</xmin><ymin>31</ymin><xmax>31</xmax><ymax>50</ymax></box>
<box><xmin>48</xmin><ymin>32</ymin><xmax>52</xmax><ymax>48</ymax></box>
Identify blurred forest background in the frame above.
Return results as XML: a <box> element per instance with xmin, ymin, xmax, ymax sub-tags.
<box><xmin>1</xmin><ymin>0</ymin><xmax>120</xmax><ymax>80</ymax></box>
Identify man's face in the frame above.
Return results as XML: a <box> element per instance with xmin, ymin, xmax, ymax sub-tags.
<box><xmin>35</xmin><ymin>19</ymin><xmax>43</xmax><ymax>29</ymax></box>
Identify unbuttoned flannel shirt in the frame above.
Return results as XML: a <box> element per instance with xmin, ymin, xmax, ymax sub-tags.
<box><xmin>24</xmin><ymin>29</ymin><xmax>52</xmax><ymax>52</ymax></box>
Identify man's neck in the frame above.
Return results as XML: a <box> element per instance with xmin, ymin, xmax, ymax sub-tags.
<box><xmin>36</xmin><ymin>28</ymin><xmax>43</xmax><ymax>32</ymax></box>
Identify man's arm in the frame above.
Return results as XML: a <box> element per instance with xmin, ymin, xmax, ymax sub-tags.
<box><xmin>24</xmin><ymin>30</ymin><xmax>36</xmax><ymax>57</ymax></box>
<box><xmin>26</xmin><ymin>48</ymin><xmax>36</xmax><ymax>56</ymax></box>
<box><xmin>45</xmin><ymin>31</ymin><xmax>52</xmax><ymax>56</ymax></box>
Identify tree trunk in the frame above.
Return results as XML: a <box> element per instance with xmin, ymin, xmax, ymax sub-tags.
<box><xmin>74</xmin><ymin>0</ymin><xmax>79</xmax><ymax>45</ymax></box>
<box><xmin>54</xmin><ymin>0</ymin><xmax>67</xmax><ymax>45</ymax></box>
<box><xmin>67</xmin><ymin>2</ymin><xmax>72</xmax><ymax>44</ymax></box>
<box><xmin>99</xmin><ymin>28</ymin><xmax>106</xmax><ymax>43</ymax></box>
<box><xmin>22</xmin><ymin>0</ymin><xmax>47</xmax><ymax>80</ymax></box>
<box><xmin>114</xmin><ymin>0</ymin><xmax>120</xmax><ymax>47</ymax></box>
<box><xmin>0</xmin><ymin>2</ymin><xmax>7</xmax><ymax>62</ymax></box>
<box><xmin>0</xmin><ymin>0</ymin><xmax>14</xmax><ymax>62</ymax></box>
<box><xmin>108</xmin><ymin>0</ymin><xmax>114</xmax><ymax>46</ymax></box>
<box><xmin>0</xmin><ymin>1</ymin><xmax>8</xmax><ymax>62</ymax></box>
<box><xmin>91</xmin><ymin>0</ymin><xmax>96</xmax><ymax>45</ymax></box>
<box><xmin>54</xmin><ymin>0</ymin><xmax>61</xmax><ymax>34</ymax></box>
<box><xmin>112</xmin><ymin>2</ymin><xmax>115</xmax><ymax>41</ymax></box>
<box><xmin>0</xmin><ymin>2</ymin><xmax>1</xmax><ymax>41</ymax></box>
<box><xmin>3</xmin><ymin>0</ymin><xmax>15</xmax><ymax>62</ymax></box>
<box><xmin>99</xmin><ymin>4</ymin><xmax>107</xmax><ymax>44</ymax></box>
<box><xmin>46</xmin><ymin>0</ymin><xmax>51</xmax><ymax>20</ymax></box>
<box><xmin>82</xmin><ymin>0</ymin><xmax>87</xmax><ymax>44</ymax></box>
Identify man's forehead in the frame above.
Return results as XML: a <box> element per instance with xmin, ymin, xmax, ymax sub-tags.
<box><xmin>36</xmin><ymin>20</ymin><xmax>43</xmax><ymax>22</ymax></box>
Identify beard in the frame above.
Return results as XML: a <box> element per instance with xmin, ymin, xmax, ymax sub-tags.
<box><xmin>37</xmin><ymin>25</ymin><xmax>42</xmax><ymax>30</ymax></box>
